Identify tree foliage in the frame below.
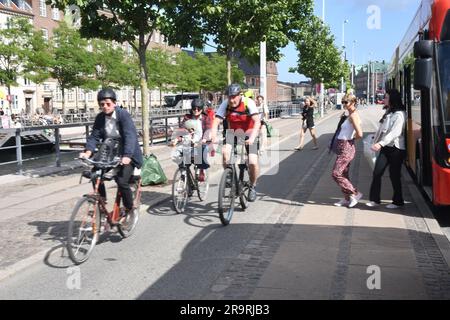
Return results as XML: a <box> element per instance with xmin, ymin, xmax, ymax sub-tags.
<box><xmin>290</xmin><ymin>16</ymin><xmax>349</xmax><ymax>89</ymax></box>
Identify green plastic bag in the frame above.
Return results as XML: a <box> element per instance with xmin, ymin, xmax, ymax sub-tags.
<box><xmin>265</xmin><ymin>121</ymin><xmax>274</xmax><ymax>138</ymax></box>
<box><xmin>141</xmin><ymin>154</ymin><xmax>168</xmax><ymax>186</ymax></box>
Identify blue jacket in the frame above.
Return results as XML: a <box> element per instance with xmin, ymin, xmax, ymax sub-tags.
<box><xmin>86</xmin><ymin>107</ymin><xmax>143</xmax><ymax>168</ymax></box>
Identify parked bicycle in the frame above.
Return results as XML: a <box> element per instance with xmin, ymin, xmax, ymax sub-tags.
<box><xmin>171</xmin><ymin>139</ymin><xmax>210</xmax><ymax>214</ymax></box>
<box><xmin>67</xmin><ymin>157</ymin><xmax>141</xmax><ymax>265</ymax></box>
<box><xmin>218</xmin><ymin>137</ymin><xmax>251</xmax><ymax>226</ymax></box>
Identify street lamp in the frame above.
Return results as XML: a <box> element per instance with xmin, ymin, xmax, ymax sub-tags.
<box><xmin>341</xmin><ymin>19</ymin><xmax>349</xmax><ymax>94</ymax></box>
<box><xmin>320</xmin><ymin>0</ymin><xmax>326</xmax><ymax>117</ymax></box>
<box><xmin>367</xmin><ymin>52</ymin><xmax>372</xmax><ymax>103</ymax></box>
<box><xmin>351</xmin><ymin>40</ymin><xmax>357</xmax><ymax>90</ymax></box>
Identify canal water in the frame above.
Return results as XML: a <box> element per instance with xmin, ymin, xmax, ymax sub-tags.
<box><xmin>0</xmin><ymin>146</ymin><xmax>79</xmax><ymax>176</ymax></box>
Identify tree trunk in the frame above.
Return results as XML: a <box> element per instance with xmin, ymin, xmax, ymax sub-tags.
<box><xmin>61</xmin><ymin>87</ymin><xmax>66</xmax><ymax>115</ymax></box>
<box><xmin>227</xmin><ymin>54</ymin><xmax>232</xmax><ymax>85</ymax></box>
<box><xmin>7</xmin><ymin>85</ymin><xmax>12</xmax><ymax>113</ymax></box>
<box><xmin>75</xmin><ymin>87</ymin><xmax>79</xmax><ymax>113</ymax></box>
<box><xmin>134</xmin><ymin>87</ymin><xmax>137</xmax><ymax>115</ymax></box>
<box><xmin>139</xmin><ymin>46</ymin><xmax>150</xmax><ymax>156</ymax></box>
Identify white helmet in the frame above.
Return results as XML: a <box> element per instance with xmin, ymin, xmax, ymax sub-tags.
<box><xmin>184</xmin><ymin>119</ymin><xmax>197</xmax><ymax>131</ymax></box>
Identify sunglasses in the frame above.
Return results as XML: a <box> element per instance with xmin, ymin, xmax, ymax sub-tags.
<box><xmin>342</xmin><ymin>101</ymin><xmax>349</xmax><ymax>105</ymax></box>
<box><xmin>191</xmin><ymin>107</ymin><xmax>202</xmax><ymax>111</ymax></box>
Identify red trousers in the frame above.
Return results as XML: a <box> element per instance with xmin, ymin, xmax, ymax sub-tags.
<box><xmin>332</xmin><ymin>139</ymin><xmax>359</xmax><ymax>200</ymax></box>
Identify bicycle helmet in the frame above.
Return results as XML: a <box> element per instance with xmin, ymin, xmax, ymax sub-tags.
<box><xmin>191</xmin><ymin>98</ymin><xmax>205</xmax><ymax>110</ymax></box>
<box><xmin>184</xmin><ymin>119</ymin><xmax>198</xmax><ymax>131</ymax></box>
<box><xmin>97</xmin><ymin>88</ymin><xmax>117</xmax><ymax>102</ymax></box>
<box><xmin>227</xmin><ymin>84</ymin><xmax>242</xmax><ymax>96</ymax></box>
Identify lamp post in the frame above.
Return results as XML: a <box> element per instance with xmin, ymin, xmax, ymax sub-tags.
<box><xmin>341</xmin><ymin>19</ymin><xmax>349</xmax><ymax>94</ymax></box>
<box><xmin>351</xmin><ymin>40</ymin><xmax>357</xmax><ymax>90</ymax></box>
<box><xmin>367</xmin><ymin>52</ymin><xmax>372</xmax><ymax>104</ymax></box>
<box><xmin>320</xmin><ymin>0</ymin><xmax>326</xmax><ymax>117</ymax></box>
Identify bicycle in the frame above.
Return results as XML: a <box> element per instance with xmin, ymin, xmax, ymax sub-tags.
<box><xmin>171</xmin><ymin>140</ymin><xmax>210</xmax><ymax>214</ymax></box>
<box><xmin>217</xmin><ymin>137</ymin><xmax>252</xmax><ymax>226</ymax></box>
<box><xmin>67</xmin><ymin>157</ymin><xmax>141</xmax><ymax>265</ymax></box>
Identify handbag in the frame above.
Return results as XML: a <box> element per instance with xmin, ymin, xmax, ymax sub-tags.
<box><xmin>264</xmin><ymin>121</ymin><xmax>274</xmax><ymax>138</ymax></box>
<box><xmin>328</xmin><ymin>113</ymin><xmax>348</xmax><ymax>154</ymax></box>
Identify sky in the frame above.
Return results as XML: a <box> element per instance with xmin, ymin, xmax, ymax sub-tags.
<box><xmin>277</xmin><ymin>0</ymin><xmax>423</xmax><ymax>83</ymax></box>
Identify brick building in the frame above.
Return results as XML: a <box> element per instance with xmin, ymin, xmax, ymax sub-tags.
<box><xmin>354</xmin><ymin>61</ymin><xmax>388</xmax><ymax>98</ymax></box>
<box><xmin>0</xmin><ymin>1</ymin><xmax>181</xmax><ymax>115</ymax></box>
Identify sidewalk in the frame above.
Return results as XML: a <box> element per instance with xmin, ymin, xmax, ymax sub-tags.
<box><xmin>246</xmin><ymin>137</ymin><xmax>450</xmax><ymax>299</ymax></box>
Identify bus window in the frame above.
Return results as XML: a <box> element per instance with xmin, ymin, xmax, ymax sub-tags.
<box><xmin>438</xmin><ymin>41</ymin><xmax>450</xmax><ymax>128</ymax></box>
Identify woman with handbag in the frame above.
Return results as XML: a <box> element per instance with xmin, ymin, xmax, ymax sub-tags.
<box><xmin>367</xmin><ymin>89</ymin><xmax>407</xmax><ymax>209</ymax></box>
<box><xmin>332</xmin><ymin>94</ymin><xmax>364</xmax><ymax>208</ymax></box>
<box><xmin>295</xmin><ymin>97</ymin><xmax>318</xmax><ymax>150</ymax></box>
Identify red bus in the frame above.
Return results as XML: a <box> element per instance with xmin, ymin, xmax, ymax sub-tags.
<box><xmin>387</xmin><ymin>0</ymin><xmax>450</xmax><ymax>206</ymax></box>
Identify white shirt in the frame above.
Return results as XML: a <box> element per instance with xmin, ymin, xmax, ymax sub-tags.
<box><xmin>215</xmin><ymin>97</ymin><xmax>259</xmax><ymax>119</ymax></box>
<box><xmin>377</xmin><ymin>111</ymin><xmax>406</xmax><ymax>150</ymax></box>
<box><xmin>105</xmin><ymin>111</ymin><xmax>120</xmax><ymax>139</ymax></box>
<box><xmin>337</xmin><ymin>118</ymin><xmax>356</xmax><ymax>140</ymax></box>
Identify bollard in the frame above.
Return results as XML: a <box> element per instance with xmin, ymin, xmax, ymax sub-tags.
<box><xmin>165</xmin><ymin>117</ymin><xmax>169</xmax><ymax>143</ymax></box>
<box><xmin>150</xmin><ymin>119</ymin><xmax>153</xmax><ymax>146</ymax></box>
<box><xmin>85</xmin><ymin>125</ymin><xmax>90</xmax><ymax>138</ymax></box>
<box><xmin>55</xmin><ymin>127</ymin><xmax>61</xmax><ymax>167</ymax></box>
<box><xmin>15</xmin><ymin>129</ymin><xmax>23</xmax><ymax>175</ymax></box>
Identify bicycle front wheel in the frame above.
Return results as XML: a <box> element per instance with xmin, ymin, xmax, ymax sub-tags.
<box><xmin>218</xmin><ymin>168</ymin><xmax>235</xmax><ymax>226</ymax></box>
<box><xmin>172</xmin><ymin>168</ymin><xmax>189</xmax><ymax>214</ymax></box>
<box><xmin>197</xmin><ymin>170</ymin><xmax>209</xmax><ymax>202</ymax></box>
<box><xmin>67</xmin><ymin>196</ymin><xmax>101</xmax><ymax>265</ymax></box>
<box><xmin>239</xmin><ymin>166</ymin><xmax>250</xmax><ymax>210</ymax></box>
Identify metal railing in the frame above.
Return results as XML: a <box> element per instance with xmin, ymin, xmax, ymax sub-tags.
<box><xmin>0</xmin><ymin>102</ymin><xmax>337</xmax><ymax>174</ymax></box>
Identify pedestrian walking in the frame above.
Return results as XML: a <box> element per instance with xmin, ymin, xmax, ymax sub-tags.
<box><xmin>256</xmin><ymin>95</ymin><xmax>269</xmax><ymax>153</ymax></box>
<box><xmin>367</xmin><ymin>89</ymin><xmax>407</xmax><ymax>209</ymax></box>
<box><xmin>332</xmin><ymin>93</ymin><xmax>364</xmax><ymax>208</ymax></box>
<box><xmin>295</xmin><ymin>96</ymin><xmax>318</xmax><ymax>150</ymax></box>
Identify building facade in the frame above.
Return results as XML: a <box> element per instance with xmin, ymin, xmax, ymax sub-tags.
<box><xmin>0</xmin><ymin>1</ymin><xmax>182</xmax><ymax>116</ymax></box>
<box><xmin>354</xmin><ymin>61</ymin><xmax>388</xmax><ymax>98</ymax></box>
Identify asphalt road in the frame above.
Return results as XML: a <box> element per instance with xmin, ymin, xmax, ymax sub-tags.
<box><xmin>0</xmin><ymin>105</ymin><xmax>447</xmax><ymax>300</ymax></box>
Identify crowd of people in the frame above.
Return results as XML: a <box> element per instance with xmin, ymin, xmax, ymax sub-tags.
<box><xmin>0</xmin><ymin>109</ymin><xmax>64</xmax><ymax>129</ymax></box>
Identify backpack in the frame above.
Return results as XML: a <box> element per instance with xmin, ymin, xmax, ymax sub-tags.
<box><xmin>328</xmin><ymin>113</ymin><xmax>348</xmax><ymax>154</ymax></box>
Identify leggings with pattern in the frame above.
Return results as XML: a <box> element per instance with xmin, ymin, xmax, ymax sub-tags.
<box><xmin>332</xmin><ymin>139</ymin><xmax>358</xmax><ymax>200</ymax></box>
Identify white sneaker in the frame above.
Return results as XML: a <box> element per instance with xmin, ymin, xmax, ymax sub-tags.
<box><xmin>348</xmin><ymin>192</ymin><xmax>363</xmax><ymax>208</ymax></box>
<box><xmin>386</xmin><ymin>204</ymin><xmax>403</xmax><ymax>209</ymax></box>
<box><xmin>366</xmin><ymin>201</ymin><xmax>380</xmax><ymax>208</ymax></box>
<box><xmin>334</xmin><ymin>199</ymin><xmax>350</xmax><ymax>207</ymax></box>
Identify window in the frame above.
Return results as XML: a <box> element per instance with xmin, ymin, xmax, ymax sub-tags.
<box><xmin>78</xmin><ymin>89</ymin><xmax>85</xmax><ymax>101</ymax></box>
<box><xmin>55</xmin><ymin>89</ymin><xmax>62</xmax><ymax>102</ymax></box>
<box><xmin>24</xmin><ymin>78</ymin><xmax>31</xmax><ymax>86</ymax></box>
<box><xmin>41</xmin><ymin>28</ymin><xmax>48</xmax><ymax>42</ymax></box>
<box><xmin>52</xmin><ymin>8</ymin><xmax>60</xmax><ymax>20</ymax></box>
<box><xmin>39</xmin><ymin>0</ymin><xmax>46</xmax><ymax>17</ymax></box>
<box><xmin>87</xmin><ymin>91</ymin><xmax>93</xmax><ymax>102</ymax></box>
<box><xmin>67</xmin><ymin>90</ymin><xmax>74</xmax><ymax>102</ymax></box>
<box><xmin>12</xmin><ymin>95</ymin><xmax>18</xmax><ymax>110</ymax></box>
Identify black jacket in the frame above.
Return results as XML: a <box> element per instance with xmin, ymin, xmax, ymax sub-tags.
<box><xmin>86</xmin><ymin>107</ymin><xmax>143</xmax><ymax>168</ymax></box>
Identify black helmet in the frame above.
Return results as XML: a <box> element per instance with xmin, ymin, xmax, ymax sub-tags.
<box><xmin>227</xmin><ymin>84</ymin><xmax>242</xmax><ymax>96</ymax></box>
<box><xmin>191</xmin><ymin>98</ymin><xmax>205</xmax><ymax>110</ymax></box>
<box><xmin>97</xmin><ymin>88</ymin><xmax>117</xmax><ymax>102</ymax></box>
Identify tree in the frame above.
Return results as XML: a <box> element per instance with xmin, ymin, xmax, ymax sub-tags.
<box><xmin>50</xmin><ymin>0</ymin><xmax>208</xmax><ymax>156</ymax></box>
<box><xmin>47</xmin><ymin>22</ymin><xmax>95</xmax><ymax>114</ymax></box>
<box><xmin>290</xmin><ymin>16</ymin><xmax>348</xmax><ymax>90</ymax></box>
<box><xmin>147</xmin><ymin>48</ymin><xmax>175</xmax><ymax>106</ymax></box>
<box><xmin>0</xmin><ymin>17</ymin><xmax>34</xmax><ymax>111</ymax></box>
<box><xmin>169</xmin><ymin>0</ymin><xmax>314</xmax><ymax>84</ymax></box>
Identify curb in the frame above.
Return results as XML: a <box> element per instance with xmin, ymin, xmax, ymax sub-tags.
<box><xmin>406</xmin><ymin>175</ymin><xmax>450</xmax><ymax>269</ymax></box>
